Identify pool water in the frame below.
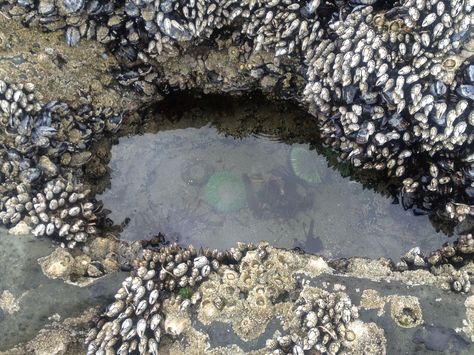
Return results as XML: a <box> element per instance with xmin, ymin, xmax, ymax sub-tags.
<box><xmin>98</xmin><ymin>98</ymin><xmax>447</xmax><ymax>261</ymax></box>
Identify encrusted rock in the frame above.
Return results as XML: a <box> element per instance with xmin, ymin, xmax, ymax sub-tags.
<box><xmin>38</xmin><ymin>248</ymin><xmax>74</xmax><ymax>280</ymax></box>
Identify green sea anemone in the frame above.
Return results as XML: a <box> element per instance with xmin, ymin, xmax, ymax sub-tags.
<box><xmin>202</xmin><ymin>171</ymin><xmax>247</xmax><ymax>213</ymax></box>
<box><xmin>290</xmin><ymin>146</ymin><xmax>326</xmax><ymax>184</ymax></box>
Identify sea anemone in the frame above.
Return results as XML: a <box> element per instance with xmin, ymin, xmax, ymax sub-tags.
<box><xmin>290</xmin><ymin>146</ymin><xmax>326</xmax><ymax>184</ymax></box>
<box><xmin>202</xmin><ymin>171</ymin><xmax>247</xmax><ymax>213</ymax></box>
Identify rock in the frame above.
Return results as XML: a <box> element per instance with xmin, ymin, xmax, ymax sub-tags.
<box><xmin>88</xmin><ymin>237</ymin><xmax>119</xmax><ymax>260</ymax></box>
<box><xmin>463</xmin><ymin>295</ymin><xmax>474</xmax><ymax>342</ymax></box>
<box><xmin>2</xmin><ymin>308</ymin><xmax>100</xmax><ymax>355</ymax></box>
<box><xmin>72</xmin><ymin>255</ymin><xmax>92</xmax><ymax>276</ymax></box>
<box><xmin>26</xmin><ymin>329</ymin><xmax>70</xmax><ymax>355</ymax></box>
<box><xmin>0</xmin><ymin>290</ymin><xmax>21</xmax><ymax>315</ymax></box>
<box><xmin>38</xmin><ymin>249</ymin><xmax>74</xmax><ymax>280</ymax></box>
<box><xmin>102</xmin><ymin>256</ymin><xmax>120</xmax><ymax>273</ymax></box>
<box><xmin>412</xmin><ymin>325</ymin><xmax>470</xmax><ymax>352</ymax></box>
<box><xmin>8</xmin><ymin>221</ymin><xmax>31</xmax><ymax>236</ymax></box>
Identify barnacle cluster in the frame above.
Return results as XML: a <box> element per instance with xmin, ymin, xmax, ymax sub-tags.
<box><xmin>1</xmin><ymin>0</ymin><xmax>472</xmax><ymax>222</ymax></box>
<box><xmin>0</xmin><ymin>78</ymin><xmax>122</xmax><ymax>246</ymax></box>
<box><xmin>197</xmin><ymin>242</ymin><xmax>296</xmax><ymax>341</ymax></box>
<box><xmin>85</xmin><ymin>240</ymin><xmax>370</xmax><ymax>354</ymax></box>
<box><xmin>84</xmin><ymin>241</ymin><xmax>250</xmax><ymax>354</ymax></box>
<box><xmin>267</xmin><ymin>288</ymin><xmax>360</xmax><ymax>355</ymax></box>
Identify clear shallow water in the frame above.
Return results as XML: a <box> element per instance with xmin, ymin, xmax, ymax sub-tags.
<box><xmin>0</xmin><ymin>229</ymin><xmax>124</xmax><ymax>350</ymax></box>
<box><xmin>99</xmin><ymin>124</ymin><xmax>446</xmax><ymax>260</ymax></box>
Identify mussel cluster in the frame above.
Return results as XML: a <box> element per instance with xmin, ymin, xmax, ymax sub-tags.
<box><xmin>304</xmin><ymin>0</ymin><xmax>474</xmax><ymax>222</ymax></box>
<box><xmin>0</xmin><ymin>0</ymin><xmax>333</xmax><ymax>58</ymax></box>
<box><xmin>266</xmin><ymin>290</ymin><xmax>359</xmax><ymax>355</ymax></box>
<box><xmin>398</xmin><ymin>233</ymin><xmax>473</xmax><ymax>292</ymax></box>
<box><xmin>0</xmin><ymin>79</ymin><xmax>122</xmax><ymax>246</ymax></box>
<box><xmin>399</xmin><ymin>233</ymin><xmax>474</xmax><ymax>269</ymax></box>
<box><xmin>1</xmin><ymin>0</ymin><xmax>472</xmax><ymax>222</ymax></box>
<box><xmin>0</xmin><ymin>2</ymin><xmax>472</xmax><ymax>354</ymax></box>
<box><xmin>85</xmin><ymin>241</ymin><xmax>252</xmax><ymax>354</ymax></box>
<box><xmin>397</xmin><ymin>233</ymin><xmax>474</xmax><ymax>292</ymax></box>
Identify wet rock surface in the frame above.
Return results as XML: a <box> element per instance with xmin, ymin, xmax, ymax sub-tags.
<box><xmin>0</xmin><ymin>307</ymin><xmax>100</xmax><ymax>355</ymax></box>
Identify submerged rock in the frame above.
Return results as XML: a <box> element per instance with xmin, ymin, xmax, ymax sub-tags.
<box><xmin>180</xmin><ymin>158</ymin><xmax>214</xmax><ymax>187</ymax></box>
